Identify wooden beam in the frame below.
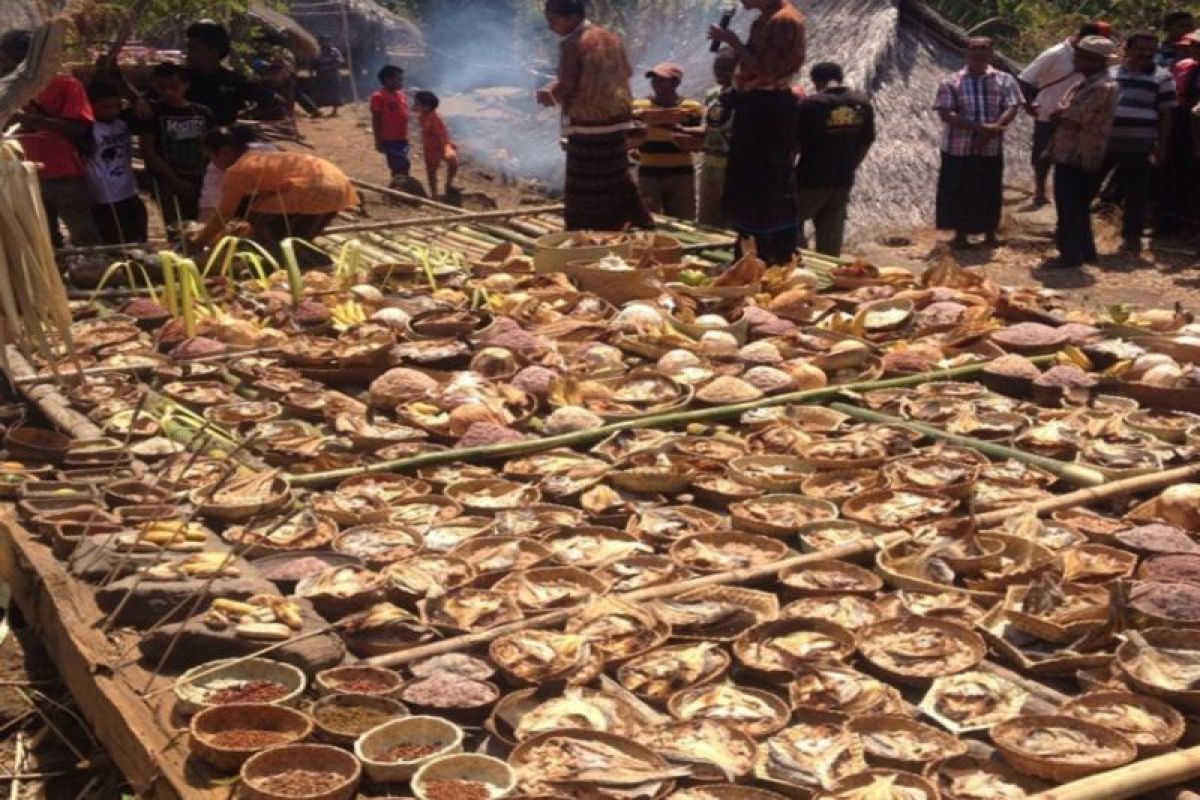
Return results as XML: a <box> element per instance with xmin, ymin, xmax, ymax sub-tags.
<box><xmin>5</xmin><ymin>347</ymin><xmax>103</xmax><ymax>439</ymax></box>
<box><xmin>0</xmin><ymin>514</ymin><xmax>225</xmax><ymax>800</ymax></box>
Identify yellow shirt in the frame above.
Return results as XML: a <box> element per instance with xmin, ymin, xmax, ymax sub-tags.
<box><xmin>219</xmin><ymin>151</ymin><xmax>359</xmax><ymax>219</ymax></box>
<box><xmin>633</xmin><ymin>97</ymin><xmax>703</xmax><ymax>175</ymax></box>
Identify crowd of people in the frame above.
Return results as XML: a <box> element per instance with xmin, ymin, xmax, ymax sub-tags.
<box><xmin>0</xmin><ymin>18</ymin><xmax>467</xmax><ymax>261</ymax></box>
<box><xmin>538</xmin><ymin>0</ymin><xmax>873</xmax><ymax>262</ymax></box>
<box><xmin>937</xmin><ymin>12</ymin><xmax>1197</xmax><ymax>269</ymax></box>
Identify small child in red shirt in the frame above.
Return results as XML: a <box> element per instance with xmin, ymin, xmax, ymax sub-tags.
<box><xmin>370</xmin><ymin>65</ymin><xmax>410</xmax><ymax>185</ymax></box>
<box><xmin>414</xmin><ymin>90</ymin><xmax>459</xmax><ymax>198</ymax></box>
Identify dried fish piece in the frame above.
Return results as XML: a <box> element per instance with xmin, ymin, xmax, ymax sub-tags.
<box><xmin>380</xmin><ymin>556</ymin><xmax>473</xmax><ymax>601</ymax></box>
<box><xmin>618</xmin><ymin>643</ymin><xmax>728</xmax><ymax>702</ymax></box>
<box><xmin>1123</xmin><ymin>631</ymin><xmax>1200</xmax><ymax>691</ymax></box>
<box><xmin>758</xmin><ymin>722</ymin><xmax>861</xmax><ymax>791</ymax></box>
<box><xmin>548</xmin><ymin>529</ymin><xmax>653</xmax><ymax>568</ymax></box>
<box><xmin>780</xmin><ymin>561</ymin><xmax>880</xmax><ymax>595</ymax></box>
<box><xmin>670</xmin><ymin>683</ymin><xmax>786</xmax><ymax>737</ymax></box>
<box><xmin>934</xmin><ymin>755</ymin><xmax>1043</xmax><ymax>800</ymax></box>
<box><xmin>923</xmin><ymin>671</ymin><xmax>1026</xmax><ymax>730</ymax></box>
<box><xmin>637</xmin><ymin>721</ymin><xmax>754</xmax><ymax>782</ymax></box>
<box><xmin>783</xmin><ymin>596</ymin><xmax>881</xmax><ymax>630</ymax></box>
<box><xmin>671</xmin><ymin>533</ymin><xmax>786</xmax><ymax>573</ymax></box>
<box><xmin>494</xmin><ymin>568</ymin><xmax>601</xmax><ymax>610</ymax></box>
<box><xmin>594</xmin><ymin>557</ymin><xmax>684</xmax><ymax>594</ymax></box>
<box><xmin>424</xmin><ymin>589</ymin><xmax>523</xmax><ymax>631</ymax></box>
<box><xmin>566</xmin><ymin>598</ymin><xmax>664</xmax><ymax>662</ymax></box>
<box><xmin>739</xmin><ymin>619</ymin><xmax>853</xmax><ymax>673</ymax></box>
<box><xmin>852</xmin><ymin>716</ymin><xmax>967</xmax><ymax>769</ymax></box>
<box><xmin>514</xmin><ymin>732</ymin><xmax>680</xmax><ymax>800</ymax></box>
<box><xmin>787</xmin><ymin>665</ymin><xmax>906</xmax><ymax>717</ymax></box>
<box><xmin>491</xmin><ymin>630</ymin><xmax>598</xmax><ymax>685</ymax></box>
<box><xmin>515</xmin><ymin>689</ymin><xmax>641</xmax><ymax>740</ymax></box>
<box><xmin>647</xmin><ymin>599</ymin><xmax>757</xmax><ymax>639</ymax></box>
<box><xmin>820</xmin><ymin>773</ymin><xmax>934</xmax><ymax>800</ymax></box>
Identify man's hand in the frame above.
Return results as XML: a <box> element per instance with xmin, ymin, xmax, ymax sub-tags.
<box><xmin>979</xmin><ymin>122</ymin><xmax>1005</xmax><ymax>137</ymax></box>
<box><xmin>708</xmin><ymin>24</ymin><xmax>740</xmax><ymax>48</ymax></box>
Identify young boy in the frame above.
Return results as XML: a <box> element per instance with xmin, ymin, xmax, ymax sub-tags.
<box><xmin>140</xmin><ymin>63</ymin><xmax>214</xmax><ymax>226</ymax></box>
<box><xmin>632</xmin><ymin>63</ymin><xmax>704</xmax><ymax>220</ymax></box>
<box><xmin>84</xmin><ymin>79</ymin><xmax>147</xmax><ymax>244</ymax></box>
<box><xmin>371</xmin><ymin>65</ymin><xmax>411</xmax><ymax>186</ymax></box>
<box><xmin>414</xmin><ymin>90</ymin><xmax>459</xmax><ymax>198</ymax></box>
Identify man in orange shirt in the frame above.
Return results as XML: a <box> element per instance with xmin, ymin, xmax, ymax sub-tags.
<box><xmin>190</xmin><ymin>126</ymin><xmax>358</xmax><ymax>264</ymax></box>
<box><xmin>414</xmin><ymin>90</ymin><xmax>459</xmax><ymax>199</ymax></box>
<box><xmin>0</xmin><ymin>29</ymin><xmax>101</xmax><ymax>247</ymax></box>
<box><xmin>709</xmin><ymin>0</ymin><xmax>807</xmax><ymax>265</ymax></box>
<box><xmin>370</xmin><ymin>65</ymin><xmax>411</xmax><ymax>187</ymax></box>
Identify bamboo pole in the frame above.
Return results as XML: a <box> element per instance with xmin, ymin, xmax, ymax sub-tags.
<box><xmin>828</xmin><ymin>402</ymin><xmax>1106</xmax><ymax>488</ymax></box>
<box><xmin>349</xmin><ymin>178</ymin><xmax>463</xmax><ymax>214</ymax></box>
<box><xmin>975</xmin><ymin>462</ymin><xmax>1200</xmax><ymax>527</ymax></box>
<box><xmin>286</xmin><ymin>358</ymin><xmax>1054</xmax><ymax>488</ymax></box>
<box><xmin>1026</xmin><ymin>745</ymin><xmax>1200</xmax><ymax>800</ymax></box>
<box><xmin>367</xmin><ymin>531</ymin><xmax>909</xmax><ymax>668</ymax></box>
<box><xmin>320</xmin><ymin>205</ymin><xmax>565</xmax><ymax>236</ymax></box>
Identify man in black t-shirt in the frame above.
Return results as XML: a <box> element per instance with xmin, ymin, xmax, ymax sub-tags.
<box><xmin>139</xmin><ymin>63</ymin><xmax>215</xmax><ymax>224</ymax></box>
<box><xmin>184</xmin><ymin>20</ymin><xmax>279</xmax><ymax>126</ymax></box>
<box><xmin>795</xmin><ymin>62</ymin><xmax>876</xmax><ymax>256</ymax></box>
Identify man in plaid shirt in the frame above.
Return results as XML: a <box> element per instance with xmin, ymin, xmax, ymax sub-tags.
<box><xmin>934</xmin><ymin>38</ymin><xmax>1023</xmax><ymax>249</ymax></box>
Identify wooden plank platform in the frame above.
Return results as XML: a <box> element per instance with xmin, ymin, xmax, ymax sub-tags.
<box><xmin>0</xmin><ymin>511</ymin><xmax>228</xmax><ymax>800</ymax></box>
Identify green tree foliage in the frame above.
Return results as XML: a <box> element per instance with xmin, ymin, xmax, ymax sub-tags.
<box><xmin>926</xmin><ymin>0</ymin><xmax>1168</xmax><ymax>59</ymax></box>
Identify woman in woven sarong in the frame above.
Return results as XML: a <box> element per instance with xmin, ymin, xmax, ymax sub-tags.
<box><xmin>538</xmin><ymin>0</ymin><xmax>652</xmax><ymax>231</ymax></box>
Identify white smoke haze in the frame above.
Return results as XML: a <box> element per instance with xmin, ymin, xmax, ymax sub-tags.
<box><xmin>417</xmin><ymin>0</ymin><xmax>1031</xmax><ymax>239</ymax></box>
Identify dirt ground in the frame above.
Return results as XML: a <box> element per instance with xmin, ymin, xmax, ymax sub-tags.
<box><xmin>0</xmin><ymin>611</ymin><xmax>118</xmax><ymax>799</ymax></box>
<box><xmin>293</xmin><ymin>103</ymin><xmax>547</xmax><ymax>219</ymax></box>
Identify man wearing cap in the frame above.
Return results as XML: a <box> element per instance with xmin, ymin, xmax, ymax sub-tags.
<box><xmin>1104</xmin><ymin>32</ymin><xmax>1176</xmax><ymax>255</ymax></box>
<box><xmin>632</xmin><ymin>63</ymin><xmax>704</xmax><ymax>220</ymax></box>
<box><xmin>934</xmin><ymin>37</ymin><xmax>1023</xmax><ymax>249</ymax></box>
<box><xmin>708</xmin><ymin>0</ymin><xmax>807</xmax><ymax>264</ymax></box>
<box><xmin>1046</xmin><ymin>36</ymin><xmax>1120</xmax><ymax>268</ymax></box>
<box><xmin>1019</xmin><ymin>22</ymin><xmax>1111</xmax><ymax>207</ymax></box>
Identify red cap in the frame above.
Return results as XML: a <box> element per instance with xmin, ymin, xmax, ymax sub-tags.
<box><xmin>646</xmin><ymin>62</ymin><xmax>684</xmax><ymax>82</ymax></box>
<box><xmin>1092</xmin><ymin>20</ymin><xmax>1112</xmax><ymax>37</ymax></box>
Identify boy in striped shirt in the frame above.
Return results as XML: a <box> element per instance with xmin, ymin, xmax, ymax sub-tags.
<box><xmin>632</xmin><ymin>63</ymin><xmax>704</xmax><ymax>220</ymax></box>
<box><xmin>1106</xmin><ymin>32</ymin><xmax>1177</xmax><ymax>254</ymax></box>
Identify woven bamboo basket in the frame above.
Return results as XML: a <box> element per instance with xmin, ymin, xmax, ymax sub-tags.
<box><xmin>174</xmin><ymin>658</ymin><xmax>307</xmax><ymax>716</ymax></box>
<box><xmin>189</xmin><ymin>703</ymin><xmax>312</xmax><ymax>772</ymax></box>
<box><xmin>240</xmin><ymin>744</ymin><xmax>360</xmax><ymax>800</ymax></box>
<box><xmin>848</xmin><ymin>714</ymin><xmax>968</xmax><ymax>772</ymax></box>
<box><xmin>310</xmin><ymin>693</ymin><xmax>409</xmax><ymax>746</ymax></box>
<box><xmin>354</xmin><ymin>715</ymin><xmax>464</xmax><ymax>783</ymax></box>
<box><xmin>990</xmin><ymin>714</ymin><xmax>1136</xmax><ymax>782</ymax></box>
<box><xmin>1060</xmin><ymin>690</ymin><xmax>1185</xmax><ymax>758</ymax></box>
